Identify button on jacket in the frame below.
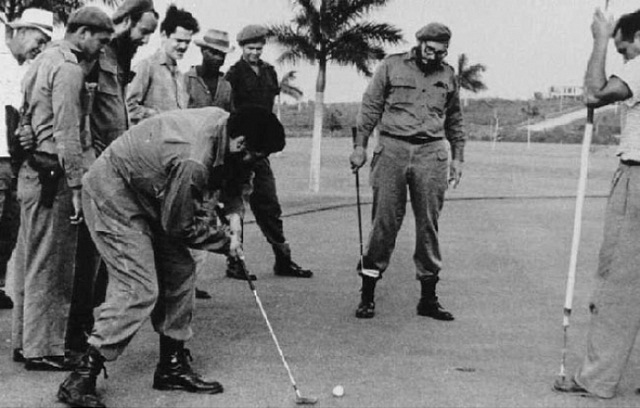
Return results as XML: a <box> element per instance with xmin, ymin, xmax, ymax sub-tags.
<box><xmin>225</xmin><ymin>58</ymin><xmax>279</xmax><ymax>111</ymax></box>
<box><xmin>358</xmin><ymin>49</ymin><xmax>465</xmax><ymax>160</ymax></box>
<box><xmin>126</xmin><ymin>49</ymin><xmax>188</xmax><ymax>125</ymax></box>
<box><xmin>22</xmin><ymin>40</ymin><xmax>89</xmax><ymax>188</ymax></box>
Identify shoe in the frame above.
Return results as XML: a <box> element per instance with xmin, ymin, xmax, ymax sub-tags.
<box><xmin>553</xmin><ymin>378</ymin><xmax>592</xmax><ymax>397</ymax></box>
<box><xmin>226</xmin><ymin>257</ymin><xmax>256</xmax><ymax>281</ymax></box>
<box><xmin>153</xmin><ymin>348</ymin><xmax>223</xmax><ymax>394</ymax></box>
<box><xmin>64</xmin><ymin>349</ymin><xmax>86</xmax><ymax>369</ymax></box>
<box><xmin>13</xmin><ymin>348</ymin><xmax>25</xmax><ymax>363</ymax></box>
<box><xmin>25</xmin><ymin>356</ymin><xmax>72</xmax><ymax>371</ymax></box>
<box><xmin>274</xmin><ymin>260</ymin><xmax>313</xmax><ymax>278</ymax></box>
<box><xmin>195</xmin><ymin>288</ymin><xmax>211</xmax><ymax>299</ymax></box>
<box><xmin>416</xmin><ymin>298</ymin><xmax>454</xmax><ymax>321</ymax></box>
<box><xmin>355</xmin><ymin>301</ymin><xmax>375</xmax><ymax>319</ymax></box>
<box><xmin>58</xmin><ymin>346</ymin><xmax>106</xmax><ymax>408</ymax></box>
<box><xmin>0</xmin><ymin>290</ymin><xmax>13</xmax><ymax>309</ymax></box>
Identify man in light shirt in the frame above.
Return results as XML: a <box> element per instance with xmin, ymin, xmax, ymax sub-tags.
<box><xmin>554</xmin><ymin>8</ymin><xmax>640</xmax><ymax>399</ymax></box>
<box><xmin>0</xmin><ymin>8</ymin><xmax>53</xmax><ymax>310</ymax></box>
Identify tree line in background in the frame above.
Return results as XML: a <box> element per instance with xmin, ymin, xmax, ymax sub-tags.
<box><xmin>1</xmin><ymin>0</ymin><xmax>117</xmax><ymax>23</ymax></box>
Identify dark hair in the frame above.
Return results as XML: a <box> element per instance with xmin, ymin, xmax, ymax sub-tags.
<box><xmin>127</xmin><ymin>9</ymin><xmax>159</xmax><ymax>26</ymax></box>
<box><xmin>160</xmin><ymin>4</ymin><xmax>199</xmax><ymax>36</ymax></box>
<box><xmin>614</xmin><ymin>9</ymin><xmax>640</xmax><ymax>41</ymax></box>
<box><xmin>227</xmin><ymin>106</ymin><xmax>285</xmax><ymax>154</ymax></box>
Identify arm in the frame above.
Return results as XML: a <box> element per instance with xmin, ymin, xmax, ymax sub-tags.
<box><xmin>350</xmin><ymin>61</ymin><xmax>388</xmax><ymax>170</ymax></box>
<box><xmin>161</xmin><ymin>159</ymin><xmax>233</xmax><ymax>253</ymax></box>
<box><xmin>52</xmin><ymin>62</ymin><xmax>85</xmax><ymax>188</ymax></box>
<box><xmin>584</xmin><ymin>8</ymin><xmax>631</xmax><ymax>107</ymax></box>
<box><xmin>445</xmin><ymin>78</ymin><xmax>465</xmax><ymax>188</ymax></box>
<box><xmin>126</xmin><ymin>59</ymin><xmax>158</xmax><ymax>124</ymax></box>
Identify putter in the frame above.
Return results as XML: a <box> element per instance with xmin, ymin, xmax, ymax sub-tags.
<box><xmin>352</xmin><ymin>127</ymin><xmax>365</xmax><ymax>270</ymax></box>
<box><xmin>215</xmin><ymin>206</ymin><xmax>318</xmax><ymax>405</ymax></box>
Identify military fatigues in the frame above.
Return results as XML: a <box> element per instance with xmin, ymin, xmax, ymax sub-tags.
<box><xmin>357</xmin><ymin>48</ymin><xmax>465</xmax><ymax>281</ymax></box>
<box><xmin>184</xmin><ymin>67</ymin><xmax>234</xmax><ymax>112</ymax></box>
<box><xmin>84</xmin><ymin>108</ymin><xmax>248</xmax><ymax>360</ymax></box>
<box><xmin>225</xmin><ymin>58</ymin><xmax>292</xmax><ymax>261</ymax></box>
<box><xmin>12</xmin><ymin>40</ymin><xmax>92</xmax><ymax>359</ymax></box>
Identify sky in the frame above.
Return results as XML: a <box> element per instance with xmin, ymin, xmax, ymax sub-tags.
<box><xmin>86</xmin><ymin>0</ymin><xmax>640</xmax><ymax>103</ymax></box>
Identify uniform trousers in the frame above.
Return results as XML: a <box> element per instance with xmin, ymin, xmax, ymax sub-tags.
<box><xmin>83</xmin><ymin>160</ymin><xmax>195</xmax><ymax>361</ymax></box>
<box><xmin>0</xmin><ymin>158</ymin><xmax>19</xmax><ymax>287</ymax></box>
<box><xmin>363</xmin><ymin>136</ymin><xmax>449</xmax><ymax>280</ymax></box>
<box><xmin>11</xmin><ymin>161</ymin><xmax>76</xmax><ymax>358</ymax></box>
<box><xmin>575</xmin><ymin>163</ymin><xmax>640</xmax><ymax>398</ymax></box>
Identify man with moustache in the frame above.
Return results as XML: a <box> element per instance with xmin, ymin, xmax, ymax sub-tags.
<box><xmin>126</xmin><ymin>4</ymin><xmax>199</xmax><ymax>124</ymax></box>
<box><xmin>12</xmin><ymin>6</ymin><xmax>113</xmax><ymax>371</ymax></box>
<box><xmin>349</xmin><ymin>23</ymin><xmax>465</xmax><ymax>320</ymax></box>
<box><xmin>0</xmin><ymin>8</ymin><xmax>53</xmax><ymax>310</ymax></box>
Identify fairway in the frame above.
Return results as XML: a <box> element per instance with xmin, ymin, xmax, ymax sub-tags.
<box><xmin>2</xmin><ymin>139</ymin><xmax>638</xmax><ymax>407</ymax></box>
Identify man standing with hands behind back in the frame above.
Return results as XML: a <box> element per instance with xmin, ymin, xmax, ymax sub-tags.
<box><xmin>349</xmin><ymin>22</ymin><xmax>465</xmax><ymax>320</ymax></box>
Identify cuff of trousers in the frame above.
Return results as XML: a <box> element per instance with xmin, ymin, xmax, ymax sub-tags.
<box><xmin>359</xmin><ymin>268</ymin><xmax>380</xmax><ymax>279</ymax></box>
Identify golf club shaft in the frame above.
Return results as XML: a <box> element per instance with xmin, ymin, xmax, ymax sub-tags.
<box><xmin>352</xmin><ymin>127</ymin><xmax>365</xmax><ymax>265</ymax></box>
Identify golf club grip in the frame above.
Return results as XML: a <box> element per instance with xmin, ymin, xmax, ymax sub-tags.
<box><xmin>214</xmin><ymin>205</ymin><xmax>255</xmax><ymax>288</ymax></box>
<box><xmin>351</xmin><ymin>126</ymin><xmax>357</xmax><ymax>143</ymax></box>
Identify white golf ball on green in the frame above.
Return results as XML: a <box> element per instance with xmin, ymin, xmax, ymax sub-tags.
<box><xmin>332</xmin><ymin>385</ymin><xmax>344</xmax><ymax>397</ymax></box>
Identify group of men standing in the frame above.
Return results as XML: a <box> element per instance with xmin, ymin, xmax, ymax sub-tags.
<box><xmin>1</xmin><ymin>1</ymin><xmax>312</xmax><ymax>407</ymax></box>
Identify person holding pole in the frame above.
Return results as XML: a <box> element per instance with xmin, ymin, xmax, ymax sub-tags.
<box><xmin>349</xmin><ymin>22</ymin><xmax>465</xmax><ymax>320</ymax></box>
<box><xmin>554</xmin><ymin>8</ymin><xmax>640</xmax><ymax>399</ymax></box>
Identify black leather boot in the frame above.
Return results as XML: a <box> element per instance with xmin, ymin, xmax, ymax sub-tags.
<box><xmin>153</xmin><ymin>336</ymin><xmax>223</xmax><ymax>394</ymax></box>
<box><xmin>57</xmin><ymin>346</ymin><xmax>106</xmax><ymax>408</ymax></box>
<box><xmin>416</xmin><ymin>279</ymin><xmax>454</xmax><ymax>321</ymax></box>
<box><xmin>355</xmin><ymin>276</ymin><xmax>377</xmax><ymax>319</ymax></box>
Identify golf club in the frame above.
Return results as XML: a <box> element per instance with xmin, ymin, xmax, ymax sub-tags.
<box><xmin>558</xmin><ymin>0</ymin><xmax>610</xmax><ymax>384</ymax></box>
<box><xmin>215</xmin><ymin>206</ymin><xmax>318</xmax><ymax>405</ymax></box>
<box><xmin>352</xmin><ymin>127</ymin><xmax>365</xmax><ymax>269</ymax></box>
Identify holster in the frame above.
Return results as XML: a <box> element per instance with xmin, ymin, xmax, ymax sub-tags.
<box><xmin>28</xmin><ymin>152</ymin><xmax>64</xmax><ymax>208</ymax></box>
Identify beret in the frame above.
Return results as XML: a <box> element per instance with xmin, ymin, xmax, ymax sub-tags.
<box><xmin>68</xmin><ymin>6</ymin><xmax>114</xmax><ymax>33</ymax></box>
<box><xmin>112</xmin><ymin>0</ymin><xmax>155</xmax><ymax>23</ymax></box>
<box><xmin>236</xmin><ymin>24</ymin><xmax>268</xmax><ymax>45</ymax></box>
<box><xmin>415</xmin><ymin>22</ymin><xmax>451</xmax><ymax>43</ymax></box>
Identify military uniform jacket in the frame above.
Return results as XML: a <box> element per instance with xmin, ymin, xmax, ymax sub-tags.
<box><xmin>225</xmin><ymin>58</ymin><xmax>279</xmax><ymax>111</ymax></box>
<box><xmin>184</xmin><ymin>67</ymin><xmax>234</xmax><ymax>112</ymax></box>
<box><xmin>358</xmin><ymin>49</ymin><xmax>465</xmax><ymax>160</ymax></box>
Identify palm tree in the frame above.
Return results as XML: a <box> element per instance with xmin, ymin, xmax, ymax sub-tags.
<box><xmin>457</xmin><ymin>53</ymin><xmax>487</xmax><ymax>108</ymax></box>
<box><xmin>269</xmin><ymin>0</ymin><xmax>402</xmax><ymax>192</ymax></box>
<box><xmin>277</xmin><ymin>70</ymin><xmax>303</xmax><ymax>121</ymax></box>
<box><xmin>1</xmin><ymin>0</ymin><xmax>119</xmax><ymax>23</ymax></box>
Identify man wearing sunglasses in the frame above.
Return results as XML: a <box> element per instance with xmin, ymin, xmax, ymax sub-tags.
<box><xmin>350</xmin><ymin>22</ymin><xmax>465</xmax><ymax>320</ymax></box>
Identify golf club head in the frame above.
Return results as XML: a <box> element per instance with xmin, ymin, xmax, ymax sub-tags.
<box><xmin>295</xmin><ymin>396</ymin><xmax>318</xmax><ymax>405</ymax></box>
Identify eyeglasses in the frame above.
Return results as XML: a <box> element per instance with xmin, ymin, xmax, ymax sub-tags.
<box><xmin>423</xmin><ymin>45</ymin><xmax>448</xmax><ymax>58</ymax></box>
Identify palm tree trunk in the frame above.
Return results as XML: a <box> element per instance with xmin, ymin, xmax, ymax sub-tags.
<box><xmin>309</xmin><ymin>60</ymin><xmax>326</xmax><ymax>193</ymax></box>
<box><xmin>277</xmin><ymin>94</ymin><xmax>282</xmax><ymax>121</ymax></box>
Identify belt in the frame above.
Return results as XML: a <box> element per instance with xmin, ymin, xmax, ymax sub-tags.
<box><xmin>381</xmin><ymin>133</ymin><xmax>442</xmax><ymax>145</ymax></box>
<box><xmin>621</xmin><ymin>159</ymin><xmax>640</xmax><ymax>166</ymax></box>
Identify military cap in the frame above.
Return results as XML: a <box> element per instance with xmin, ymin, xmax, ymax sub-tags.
<box><xmin>236</xmin><ymin>24</ymin><xmax>268</xmax><ymax>45</ymax></box>
<box><xmin>68</xmin><ymin>6</ymin><xmax>114</xmax><ymax>33</ymax></box>
<box><xmin>415</xmin><ymin>22</ymin><xmax>451</xmax><ymax>43</ymax></box>
<box><xmin>112</xmin><ymin>0</ymin><xmax>155</xmax><ymax>23</ymax></box>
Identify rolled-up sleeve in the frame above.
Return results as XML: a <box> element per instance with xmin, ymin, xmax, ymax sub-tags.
<box><xmin>52</xmin><ymin>62</ymin><xmax>85</xmax><ymax>188</ymax></box>
<box><xmin>357</xmin><ymin>61</ymin><xmax>388</xmax><ymax>142</ymax></box>
<box><xmin>445</xmin><ymin>79</ymin><xmax>465</xmax><ymax>161</ymax></box>
<box><xmin>161</xmin><ymin>159</ymin><xmax>232</xmax><ymax>252</ymax></box>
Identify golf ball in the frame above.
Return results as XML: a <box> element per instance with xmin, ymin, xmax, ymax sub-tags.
<box><xmin>332</xmin><ymin>385</ymin><xmax>344</xmax><ymax>397</ymax></box>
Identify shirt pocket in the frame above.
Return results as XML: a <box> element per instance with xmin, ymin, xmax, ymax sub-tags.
<box><xmin>427</xmin><ymin>81</ymin><xmax>449</xmax><ymax>116</ymax></box>
<box><xmin>96</xmin><ymin>65</ymin><xmax>120</xmax><ymax>97</ymax></box>
<box><xmin>388</xmin><ymin>74</ymin><xmax>417</xmax><ymax>107</ymax></box>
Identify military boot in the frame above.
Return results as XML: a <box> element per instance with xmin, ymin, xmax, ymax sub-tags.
<box><xmin>273</xmin><ymin>242</ymin><xmax>313</xmax><ymax>278</ymax></box>
<box><xmin>57</xmin><ymin>346</ymin><xmax>106</xmax><ymax>408</ymax></box>
<box><xmin>416</xmin><ymin>278</ymin><xmax>454</xmax><ymax>321</ymax></box>
<box><xmin>153</xmin><ymin>336</ymin><xmax>223</xmax><ymax>394</ymax></box>
<box><xmin>355</xmin><ymin>275</ymin><xmax>377</xmax><ymax>319</ymax></box>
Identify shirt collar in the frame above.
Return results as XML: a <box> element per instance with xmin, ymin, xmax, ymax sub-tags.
<box><xmin>154</xmin><ymin>48</ymin><xmax>177</xmax><ymax>67</ymax></box>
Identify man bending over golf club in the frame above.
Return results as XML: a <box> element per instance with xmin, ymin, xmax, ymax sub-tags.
<box><xmin>57</xmin><ymin>106</ymin><xmax>285</xmax><ymax>408</ymax></box>
<box><xmin>554</xmin><ymin>8</ymin><xmax>640</xmax><ymax>399</ymax></box>
<box><xmin>349</xmin><ymin>22</ymin><xmax>465</xmax><ymax>320</ymax></box>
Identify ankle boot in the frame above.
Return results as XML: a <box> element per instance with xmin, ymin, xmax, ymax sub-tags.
<box><xmin>57</xmin><ymin>346</ymin><xmax>106</xmax><ymax>408</ymax></box>
<box><xmin>153</xmin><ymin>336</ymin><xmax>223</xmax><ymax>394</ymax></box>
<box><xmin>355</xmin><ymin>276</ymin><xmax>377</xmax><ymax>318</ymax></box>
<box><xmin>416</xmin><ymin>279</ymin><xmax>454</xmax><ymax>321</ymax></box>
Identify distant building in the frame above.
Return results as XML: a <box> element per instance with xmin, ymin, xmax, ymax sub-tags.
<box><xmin>548</xmin><ymin>85</ymin><xmax>583</xmax><ymax>100</ymax></box>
